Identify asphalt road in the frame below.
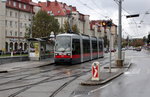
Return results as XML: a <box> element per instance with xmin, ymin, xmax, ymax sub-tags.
<box><xmin>72</xmin><ymin>49</ymin><xmax>150</xmax><ymax>97</ymax></box>
<box><xmin>0</xmin><ymin>49</ymin><xmax>149</xmax><ymax>97</ymax></box>
<box><xmin>0</xmin><ymin>52</ymin><xmax>111</xmax><ymax>97</ymax></box>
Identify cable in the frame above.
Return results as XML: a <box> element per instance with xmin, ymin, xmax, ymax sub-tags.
<box><xmin>139</xmin><ymin>9</ymin><xmax>150</xmax><ymax>24</ymax></box>
<box><xmin>77</xmin><ymin>0</ymin><xmax>110</xmax><ymax>19</ymax></box>
<box><xmin>114</xmin><ymin>0</ymin><xmax>141</xmax><ymax>38</ymax></box>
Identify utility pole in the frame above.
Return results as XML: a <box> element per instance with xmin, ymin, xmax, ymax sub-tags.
<box><xmin>109</xmin><ymin>27</ymin><xmax>112</xmax><ymax>73</ymax></box>
<box><xmin>30</xmin><ymin>5</ymin><xmax>33</xmax><ymax>38</ymax></box>
<box><xmin>117</xmin><ymin>0</ymin><xmax>123</xmax><ymax>66</ymax></box>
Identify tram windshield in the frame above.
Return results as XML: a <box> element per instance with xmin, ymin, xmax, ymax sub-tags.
<box><xmin>55</xmin><ymin>36</ymin><xmax>71</xmax><ymax>52</ymax></box>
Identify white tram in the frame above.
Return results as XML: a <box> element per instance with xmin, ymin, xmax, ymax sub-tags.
<box><xmin>54</xmin><ymin>33</ymin><xmax>104</xmax><ymax>64</ymax></box>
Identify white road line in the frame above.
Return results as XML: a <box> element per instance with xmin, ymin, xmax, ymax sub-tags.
<box><xmin>88</xmin><ymin>82</ymin><xmax>112</xmax><ymax>95</ymax></box>
<box><xmin>73</xmin><ymin>95</ymin><xmax>82</xmax><ymax>97</ymax></box>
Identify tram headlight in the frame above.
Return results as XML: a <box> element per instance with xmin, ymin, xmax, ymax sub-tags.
<box><xmin>66</xmin><ymin>53</ymin><xmax>71</xmax><ymax>56</ymax></box>
<box><xmin>55</xmin><ymin>53</ymin><xmax>59</xmax><ymax>56</ymax></box>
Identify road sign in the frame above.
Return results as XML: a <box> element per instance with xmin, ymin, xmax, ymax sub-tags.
<box><xmin>126</xmin><ymin>14</ymin><xmax>139</xmax><ymax>18</ymax></box>
<box><xmin>91</xmin><ymin>62</ymin><xmax>100</xmax><ymax>81</ymax></box>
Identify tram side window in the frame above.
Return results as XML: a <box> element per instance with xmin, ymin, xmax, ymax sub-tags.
<box><xmin>99</xmin><ymin>41</ymin><xmax>103</xmax><ymax>51</ymax></box>
<box><xmin>72</xmin><ymin>39</ymin><xmax>81</xmax><ymax>55</ymax></box>
<box><xmin>83</xmin><ymin>39</ymin><xmax>90</xmax><ymax>54</ymax></box>
<box><xmin>92</xmin><ymin>40</ymin><xmax>98</xmax><ymax>52</ymax></box>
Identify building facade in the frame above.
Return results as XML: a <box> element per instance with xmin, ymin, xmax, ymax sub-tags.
<box><xmin>38</xmin><ymin>0</ymin><xmax>91</xmax><ymax>35</ymax></box>
<box><xmin>90</xmin><ymin>20</ymin><xmax>117</xmax><ymax>49</ymax></box>
<box><xmin>0</xmin><ymin>0</ymin><xmax>34</xmax><ymax>52</ymax></box>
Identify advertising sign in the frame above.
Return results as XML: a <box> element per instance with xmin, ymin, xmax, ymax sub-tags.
<box><xmin>29</xmin><ymin>42</ymin><xmax>39</xmax><ymax>57</ymax></box>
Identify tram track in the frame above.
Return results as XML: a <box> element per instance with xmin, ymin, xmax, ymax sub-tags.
<box><xmin>6</xmin><ymin>69</ymin><xmax>91</xmax><ymax>97</ymax></box>
<box><xmin>0</xmin><ymin>55</ymin><xmax>116</xmax><ymax>97</ymax></box>
<box><xmin>0</xmin><ymin>56</ymin><xmax>114</xmax><ymax>87</ymax></box>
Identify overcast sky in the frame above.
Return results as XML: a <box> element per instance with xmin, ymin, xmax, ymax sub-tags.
<box><xmin>33</xmin><ymin>0</ymin><xmax>150</xmax><ymax>39</ymax></box>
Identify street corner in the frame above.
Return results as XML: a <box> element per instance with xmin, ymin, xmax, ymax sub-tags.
<box><xmin>80</xmin><ymin>71</ymin><xmax>124</xmax><ymax>86</ymax></box>
<box><xmin>123</xmin><ymin>59</ymin><xmax>132</xmax><ymax>69</ymax></box>
<box><xmin>104</xmin><ymin>59</ymin><xmax>132</xmax><ymax>70</ymax></box>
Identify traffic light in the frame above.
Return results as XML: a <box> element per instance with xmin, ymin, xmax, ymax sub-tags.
<box><xmin>102</xmin><ymin>21</ymin><xmax>106</xmax><ymax>27</ymax></box>
<box><xmin>106</xmin><ymin>20</ymin><xmax>112</xmax><ymax>27</ymax></box>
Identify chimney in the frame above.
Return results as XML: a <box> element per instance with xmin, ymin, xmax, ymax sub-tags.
<box><xmin>55</xmin><ymin>0</ymin><xmax>58</xmax><ymax>6</ymax></box>
<box><xmin>72</xmin><ymin>7</ymin><xmax>76</xmax><ymax>11</ymax></box>
<box><xmin>63</xmin><ymin>3</ymin><xmax>66</xmax><ymax>8</ymax></box>
<box><xmin>46</xmin><ymin>0</ymin><xmax>51</xmax><ymax>7</ymax></box>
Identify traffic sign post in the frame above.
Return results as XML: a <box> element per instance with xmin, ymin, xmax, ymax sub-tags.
<box><xmin>91</xmin><ymin>62</ymin><xmax>100</xmax><ymax>81</ymax></box>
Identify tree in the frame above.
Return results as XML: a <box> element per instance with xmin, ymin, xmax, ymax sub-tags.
<box><xmin>59</xmin><ymin>27</ymin><xmax>64</xmax><ymax>33</ymax></box>
<box><xmin>147</xmin><ymin>33</ymin><xmax>150</xmax><ymax>44</ymax></box>
<box><xmin>63</xmin><ymin>21</ymin><xmax>80</xmax><ymax>33</ymax></box>
<box><xmin>143</xmin><ymin>36</ymin><xmax>147</xmax><ymax>44</ymax></box>
<box><xmin>72</xmin><ymin>24</ymin><xmax>80</xmax><ymax>33</ymax></box>
<box><xmin>64</xmin><ymin>21</ymin><xmax>70</xmax><ymax>32</ymax></box>
<box><xmin>28</xmin><ymin>10</ymin><xmax>60</xmax><ymax>38</ymax></box>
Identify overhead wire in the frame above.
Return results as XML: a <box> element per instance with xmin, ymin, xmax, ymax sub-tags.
<box><xmin>139</xmin><ymin>9</ymin><xmax>150</xmax><ymax>24</ymax></box>
<box><xmin>77</xmin><ymin>0</ymin><xmax>110</xmax><ymax>19</ymax></box>
<box><xmin>114</xmin><ymin>0</ymin><xmax>142</xmax><ymax>38</ymax></box>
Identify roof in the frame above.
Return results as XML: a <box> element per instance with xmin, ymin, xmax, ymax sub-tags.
<box><xmin>38</xmin><ymin>1</ymin><xmax>77</xmax><ymax>16</ymax></box>
<box><xmin>27</xmin><ymin>38</ymin><xmax>46</xmax><ymax>42</ymax></box>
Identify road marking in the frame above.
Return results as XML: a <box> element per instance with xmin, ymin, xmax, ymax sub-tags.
<box><xmin>73</xmin><ymin>95</ymin><xmax>82</xmax><ymax>97</ymax></box>
<box><xmin>88</xmin><ymin>82</ymin><xmax>112</xmax><ymax>95</ymax></box>
<box><xmin>124</xmin><ymin>68</ymin><xmax>141</xmax><ymax>75</ymax></box>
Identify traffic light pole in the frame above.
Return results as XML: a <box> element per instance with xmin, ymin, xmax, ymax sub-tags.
<box><xmin>117</xmin><ymin>0</ymin><xmax>123</xmax><ymax>66</ymax></box>
<box><xmin>109</xmin><ymin>27</ymin><xmax>112</xmax><ymax>73</ymax></box>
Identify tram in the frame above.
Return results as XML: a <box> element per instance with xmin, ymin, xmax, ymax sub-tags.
<box><xmin>54</xmin><ymin>33</ymin><xmax>104</xmax><ymax>64</ymax></box>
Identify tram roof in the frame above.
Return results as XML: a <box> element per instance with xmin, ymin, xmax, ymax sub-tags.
<box><xmin>56</xmin><ymin>33</ymin><xmax>80</xmax><ymax>37</ymax></box>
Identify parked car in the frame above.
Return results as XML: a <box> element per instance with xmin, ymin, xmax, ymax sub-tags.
<box><xmin>111</xmin><ymin>49</ymin><xmax>116</xmax><ymax>52</ymax></box>
<box><xmin>104</xmin><ymin>48</ymin><xmax>109</xmax><ymax>53</ymax></box>
<box><xmin>136</xmin><ymin>47</ymin><xmax>141</xmax><ymax>51</ymax></box>
<box><xmin>0</xmin><ymin>50</ymin><xmax>2</xmax><ymax>55</ymax></box>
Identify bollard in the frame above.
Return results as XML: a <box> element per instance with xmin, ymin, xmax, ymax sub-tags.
<box><xmin>91</xmin><ymin>62</ymin><xmax>100</xmax><ymax>81</ymax></box>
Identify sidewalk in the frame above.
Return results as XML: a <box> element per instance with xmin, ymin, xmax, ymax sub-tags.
<box><xmin>81</xmin><ymin>58</ymin><xmax>131</xmax><ymax>85</ymax></box>
<box><xmin>0</xmin><ymin>58</ymin><xmax>54</xmax><ymax>72</ymax></box>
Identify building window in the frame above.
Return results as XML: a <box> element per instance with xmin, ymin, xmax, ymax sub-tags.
<box><xmin>10</xmin><ymin>21</ymin><xmax>12</xmax><ymax>27</ymax></box>
<box><xmin>5</xmin><ymin>20</ymin><xmax>7</xmax><ymax>26</ymax></box>
<box><xmin>6</xmin><ymin>10</ymin><xmax>7</xmax><ymax>16</ymax></box>
<box><xmin>20</xmin><ymin>23</ymin><xmax>22</xmax><ymax>28</ymax></box>
<box><xmin>15</xmin><ymin>12</ymin><xmax>17</xmax><ymax>18</ymax></box>
<box><xmin>9</xmin><ymin>1</ymin><xmax>11</xmax><ymax>5</ymax></box>
<box><xmin>10</xmin><ymin>11</ymin><xmax>12</xmax><ymax>17</ymax></box>
<box><xmin>5</xmin><ymin>30</ymin><xmax>7</xmax><ymax>36</ymax></box>
<box><xmin>13</xmin><ymin>2</ymin><xmax>16</xmax><ymax>7</ymax></box>
<box><xmin>24</xmin><ymin>4</ymin><xmax>26</xmax><ymax>9</ymax></box>
<box><xmin>20</xmin><ymin>32</ymin><xmax>22</xmax><ymax>36</ymax></box>
<box><xmin>24</xmin><ymin>14</ymin><xmax>26</xmax><ymax>19</ymax></box>
<box><xmin>24</xmin><ymin>23</ymin><xmax>27</xmax><ymax>27</ymax></box>
<box><xmin>15</xmin><ymin>22</ymin><xmax>17</xmax><ymax>27</ymax></box>
<box><xmin>15</xmin><ymin>32</ymin><xmax>17</xmax><ymax>36</ymax></box>
<box><xmin>10</xmin><ymin>31</ymin><xmax>13</xmax><ymax>36</ymax></box>
<box><xmin>19</xmin><ymin>3</ymin><xmax>21</xmax><ymax>8</ymax></box>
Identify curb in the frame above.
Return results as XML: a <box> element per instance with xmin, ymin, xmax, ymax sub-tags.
<box><xmin>81</xmin><ymin>71</ymin><xmax>124</xmax><ymax>86</ymax></box>
<box><xmin>104</xmin><ymin>61</ymin><xmax>132</xmax><ymax>69</ymax></box>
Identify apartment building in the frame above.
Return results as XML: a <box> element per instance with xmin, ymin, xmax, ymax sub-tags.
<box><xmin>90</xmin><ymin>20</ymin><xmax>117</xmax><ymax>49</ymax></box>
<box><xmin>38</xmin><ymin>0</ymin><xmax>91</xmax><ymax>35</ymax></box>
<box><xmin>0</xmin><ymin>0</ymin><xmax>34</xmax><ymax>52</ymax></box>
